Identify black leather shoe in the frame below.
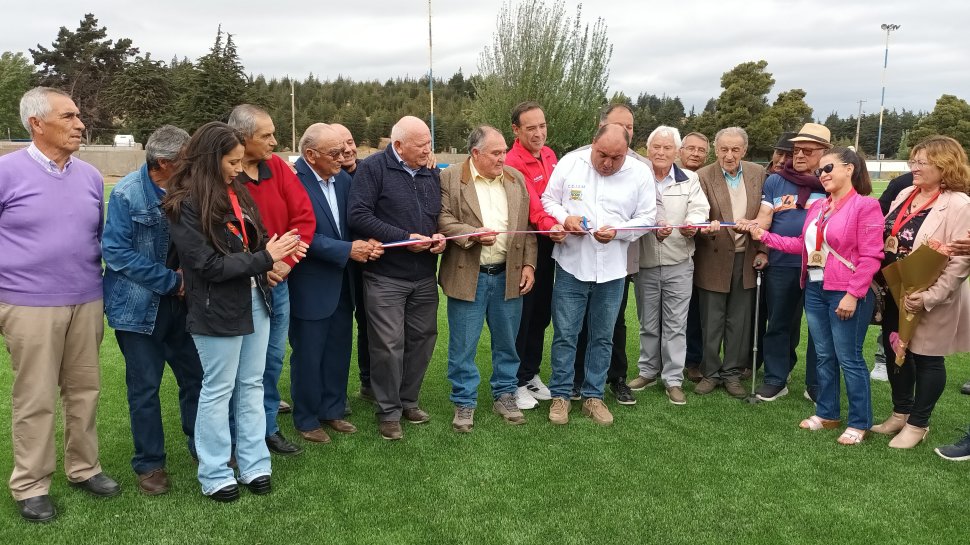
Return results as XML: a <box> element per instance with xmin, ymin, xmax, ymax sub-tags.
<box><xmin>209</xmin><ymin>484</ymin><xmax>240</xmax><ymax>503</ymax></box>
<box><xmin>266</xmin><ymin>432</ymin><xmax>302</xmax><ymax>455</ymax></box>
<box><xmin>70</xmin><ymin>472</ymin><xmax>121</xmax><ymax>497</ymax></box>
<box><xmin>17</xmin><ymin>495</ymin><xmax>56</xmax><ymax>522</ymax></box>
<box><xmin>245</xmin><ymin>475</ymin><xmax>272</xmax><ymax>495</ymax></box>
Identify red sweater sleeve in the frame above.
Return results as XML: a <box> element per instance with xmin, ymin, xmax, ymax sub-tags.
<box><xmin>525</xmin><ymin>177</ymin><xmax>558</xmax><ymax>231</ymax></box>
<box><xmin>269</xmin><ymin>156</ymin><xmax>316</xmax><ymax>268</ymax></box>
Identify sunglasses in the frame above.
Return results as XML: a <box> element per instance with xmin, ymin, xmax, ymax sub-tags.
<box><xmin>813</xmin><ymin>162</ymin><xmax>848</xmax><ymax>177</ymax></box>
<box><xmin>793</xmin><ymin>147</ymin><xmax>825</xmax><ymax>157</ymax></box>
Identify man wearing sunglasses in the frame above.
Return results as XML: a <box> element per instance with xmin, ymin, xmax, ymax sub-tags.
<box><xmin>229</xmin><ymin>104</ymin><xmax>316</xmax><ymax>456</ymax></box>
<box><xmin>746</xmin><ymin>123</ymin><xmax>831</xmax><ymax>402</ymax></box>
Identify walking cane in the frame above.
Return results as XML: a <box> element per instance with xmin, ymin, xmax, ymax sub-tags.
<box><xmin>743</xmin><ymin>270</ymin><xmax>764</xmax><ymax>404</ymax></box>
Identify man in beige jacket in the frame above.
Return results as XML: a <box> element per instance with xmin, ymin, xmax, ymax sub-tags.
<box><xmin>630</xmin><ymin>126</ymin><xmax>710</xmax><ymax>405</ymax></box>
<box><xmin>438</xmin><ymin>125</ymin><xmax>537</xmax><ymax>433</ymax></box>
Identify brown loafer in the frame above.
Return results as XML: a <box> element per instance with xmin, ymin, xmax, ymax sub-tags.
<box><xmin>321</xmin><ymin>419</ymin><xmax>358</xmax><ymax>434</ymax></box>
<box><xmin>402</xmin><ymin>407</ymin><xmax>430</xmax><ymax>424</ymax></box>
<box><xmin>137</xmin><ymin>468</ymin><xmax>170</xmax><ymax>496</ymax></box>
<box><xmin>299</xmin><ymin>428</ymin><xmax>331</xmax><ymax>443</ymax></box>
<box><xmin>379</xmin><ymin>420</ymin><xmax>404</xmax><ymax>440</ymax></box>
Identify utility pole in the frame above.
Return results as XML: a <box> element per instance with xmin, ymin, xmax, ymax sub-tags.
<box><xmin>428</xmin><ymin>0</ymin><xmax>436</xmax><ymax>152</ymax></box>
<box><xmin>854</xmin><ymin>99</ymin><xmax>866</xmax><ymax>151</ymax></box>
<box><xmin>290</xmin><ymin>78</ymin><xmax>297</xmax><ymax>152</ymax></box>
<box><xmin>875</xmin><ymin>23</ymin><xmax>900</xmax><ymax>177</ymax></box>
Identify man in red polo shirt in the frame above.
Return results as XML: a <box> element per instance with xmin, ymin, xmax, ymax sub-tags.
<box><xmin>505</xmin><ymin>101</ymin><xmax>565</xmax><ymax>410</ymax></box>
<box><xmin>228</xmin><ymin>105</ymin><xmax>316</xmax><ymax>456</ymax></box>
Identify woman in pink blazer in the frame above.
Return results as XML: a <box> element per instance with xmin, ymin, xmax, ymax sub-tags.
<box><xmin>870</xmin><ymin>135</ymin><xmax>970</xmax><ymax>450</ymax></box>
<box><xmin>740</xmin><ymin>147</ymin><xmax>884</xmax><ymax>445</ymax></box>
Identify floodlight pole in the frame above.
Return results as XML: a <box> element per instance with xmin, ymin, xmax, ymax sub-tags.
<box><xmin>854</xmin><ymin>99</ymin><xmax>866</xmax><ymax>151</ymax></box>
<box><xmin>290</xmin><ymin>77</ymin><xmax>297</xmax><ymax>152</ymax></box>
<box><xmin>875</xmin><ymin>23</ymin><xmax>900</xmax><ymax>177</ymax></box>
<box><xmin>428</xmin><ymin>0</ymin><xmax>436</xmax><ymax>151</ymax></box>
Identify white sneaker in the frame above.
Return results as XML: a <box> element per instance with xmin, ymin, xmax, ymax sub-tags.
<box><xmin>525</xmin><ymin>376</ymin><xmax>552</xmax><ymax>400</ymax></box>
<box><xmin>515</xmin><ymin>386</ymin><xmax>539</xmax><ymax>410</ymax></box>
<box><xmin>871</xmin><ymin>362</ymin><xmax>889</xmax><ymax>382</ymax></box>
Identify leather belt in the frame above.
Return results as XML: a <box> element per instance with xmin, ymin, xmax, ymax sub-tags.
<box><xmin>479</xmin><ymin>263</ymin><xmax>507</xmax><ymax>275</ymax></box>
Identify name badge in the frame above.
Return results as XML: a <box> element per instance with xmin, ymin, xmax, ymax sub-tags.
<box><xmin>807</xmin><ymin>251</ymin><xmax>825</xmax><ymax>268</ymax></box>
<box><xmin>569</xmin><ymin>189</ymin><xmax>583</xmax><ymax>201</ymax></box>
<box><xmin>884</xmin><ymin>236</ymin><xmax>899</xmax><ymax>254</ymax></box>
<box><xmin>807</xmin><ymin>267</ymin><xmax>824</xmax><ymax>283</ymax></box>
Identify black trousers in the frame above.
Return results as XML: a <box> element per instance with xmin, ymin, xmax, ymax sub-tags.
<box><xmin>352</xmin><ymin>262</ymin><xmax>371</xmax><ymax>388</ymax></box>
<box><xmin>882</xmin><ymin>295</ymin><xmax>946</xmax><ymax>428</ymax></box>
<box><xmin>515</xmin><ymin>236</ymin><xmax>555</xmax><ymax>386</ymax></box>
<box><xmin>574</xmin><ymin>276</ymin><xmax>631</xmax><ymax>387</ymax></box>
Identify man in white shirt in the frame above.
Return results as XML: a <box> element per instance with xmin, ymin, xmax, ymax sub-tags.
<box><xmin>541</xmin><ymin>124</ymin><xmax>657</xmax><ymax>426</ymax></box>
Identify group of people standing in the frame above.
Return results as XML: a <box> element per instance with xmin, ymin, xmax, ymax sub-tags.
<box><xmin>3</xmin><ymin>86</ymin><xmax>970</xmax><ymax>525</ymax></box>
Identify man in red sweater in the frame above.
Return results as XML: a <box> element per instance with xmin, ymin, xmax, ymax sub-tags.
<box><xmin>505</xmin><ymin>101</ymin><xmax>565</xmax><ymax>410</ymax></box>
<box><xmin>228</xmin><ymin>105</ymin><xmax>316</xmax><ymax>456</ymax></box>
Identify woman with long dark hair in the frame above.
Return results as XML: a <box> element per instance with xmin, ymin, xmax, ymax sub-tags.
<box><xmin>870</xmin><ymin>135</ymin><xmax>970</xmax><ymax>449</ymax></box>
<box><xmin>739</xmin><ymin>147</ymin><xmax>884</xmax><ymax>445</ymax></box>
<box><xmin>164</xmin><ymin>122</ymin><xmax>304</xmax><ymax>501</ymax></box>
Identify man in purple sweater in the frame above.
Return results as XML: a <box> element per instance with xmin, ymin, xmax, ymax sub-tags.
<box><xmin>0</xmin><ymin>87</ymin><xmax>120</xmax><ymax>523</ymax></box>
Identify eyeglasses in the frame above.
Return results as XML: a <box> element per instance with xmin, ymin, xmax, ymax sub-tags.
<box><xmin>793</xmin><ymin>147</ymin><xmax>825</xmax><ymax>157</ymax></box>
<box><xmin>311</xmin><ymin>148</ymin><xmax>344</xmax><ymax>160</ymax></box>
<box><xmin>813</xmin><ymin>162</ymin><xmax>848</xmax><ymax>177</ymax></box>
<box><xmin>908</xmin><ymin>159</ymin><xmax>931</xmax><ymax>170</ymax></box>
<box><xmin>683</xmin><ymin>146</ymin><xmax>707</xmax><ymax>154</ymax></box>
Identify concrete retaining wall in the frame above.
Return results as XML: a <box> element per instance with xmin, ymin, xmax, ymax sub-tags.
<box><xmin>0</xmin><ymin>143</ymin><xmax>146</xmax><ymax>177</ymax></box>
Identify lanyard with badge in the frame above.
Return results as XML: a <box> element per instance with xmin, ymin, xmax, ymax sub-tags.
<box><xmin>807</xmin><ymin>191</ymin><xmax>853</xmax><ymax>282</ymax></box>
<box><xmin>884</xmin><ymin>190</ymin><xmax>939</xmax><ymax>254</ymax></box>
<box><xmin>226</xmin><ymin>187</ymin><xmax>250</xmax><ymax>253</ymax></box>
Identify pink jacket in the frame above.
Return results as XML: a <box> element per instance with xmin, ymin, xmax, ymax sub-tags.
<box><xmin>762</xmin><ymin>193</ymin><xmax>884</xmax><ymax>298</ymax></box>
<box><xmin>888</xmin><ymin>187</ymin><xmax>970</xmax><ymax>356</ymax></box>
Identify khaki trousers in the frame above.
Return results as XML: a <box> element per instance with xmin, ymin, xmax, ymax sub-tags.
<box><xmin>0</xmin><ymin>300</ymin><xmax>104</xmax><ymax>500</ymax></box>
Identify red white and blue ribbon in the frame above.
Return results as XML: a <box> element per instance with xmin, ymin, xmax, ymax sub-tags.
<box><xmin>380</xmin><ymin>223</ymin><xmax>737</xmax><ymax>248</ymax></box>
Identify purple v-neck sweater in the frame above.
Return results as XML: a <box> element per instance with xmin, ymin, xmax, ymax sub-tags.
<box><xmin>0</xmin><ymin>148</ymin><xmax>104</xmax><ymax>306</ymax></box>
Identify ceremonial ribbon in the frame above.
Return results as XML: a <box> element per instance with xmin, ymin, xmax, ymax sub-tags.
<box><xmin>381</xmin><ymin>223</ymin><xmax>737</xmax><ymax>248</ymax></box>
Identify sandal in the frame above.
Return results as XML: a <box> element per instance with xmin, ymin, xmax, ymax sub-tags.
<box><xmin>800</xmin><ymin>415</ymin><xmax>841</xmax><ymax>430</ymax></box>
<box><xmin>837</xmin><ymin>428</ymin><xmax>867</xmax><ymax>445</ymax></box>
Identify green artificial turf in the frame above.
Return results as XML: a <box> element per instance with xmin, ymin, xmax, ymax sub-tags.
<box><xmin>1</xmin><ymin>293</ymin><xmax>968</xmax><ymax>544</ymax></box>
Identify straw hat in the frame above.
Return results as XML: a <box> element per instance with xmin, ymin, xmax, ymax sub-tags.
<box><xmin>788</xmin><ymin>123</ymin><xmax>832</xmax><ymax>148</ymax></box>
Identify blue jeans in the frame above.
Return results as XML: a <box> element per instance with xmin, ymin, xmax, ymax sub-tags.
<box><xmin>446</xmin><ymin>271</ymin><xmax>523</xmax><ymax>407</ymax></box>
<box><xmin>192</xmin><ymin>288</ymin><xmax>272</xmax><ymax>495</ymax></box>
<box><xmin>763</xmin><ymin>266</ymin><xmax>817</xmax><ymax>391</ymax></box>
<box><xmin>263</xmin><ymin>280</ymin><xmax>289</xmax><ymax>437</ymax></box>
<box><xmin>115</xmin><ymin>296</ymin><xmax>203</xmax><ymax>475</ymax></box>
<box><xmin>804</xmin><ymin>282</ymin><xmax>874</xmax><ymax>430</ymax></box>
<box><xmin>549</xmin><ymin>265</ymin><xmax>624</xmax><ymax>399</ymax></box>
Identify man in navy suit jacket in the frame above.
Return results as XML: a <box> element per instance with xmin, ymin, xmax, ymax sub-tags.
<box><xmin>288</xmin><ymin>124</ymin><xmax>383</xmax><ymax>443</ymax></box>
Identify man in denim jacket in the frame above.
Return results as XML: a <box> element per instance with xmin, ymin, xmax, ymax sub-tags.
<box><xmin>102</xmin><ymin>125</ymin><xmax>203</xmax><ymax>496</ymax></box>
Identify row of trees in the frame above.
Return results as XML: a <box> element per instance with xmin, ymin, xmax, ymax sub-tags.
<box><xmin>2</xmin><ymin>9</ymin><xmax>968</xmax><ymax>160</ymax></box>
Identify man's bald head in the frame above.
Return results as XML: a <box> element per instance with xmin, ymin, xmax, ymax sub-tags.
<box><xmin>299</xmin><ymin>123</ymin><xmax>343</xmax><ymax>178</ymax></box>
<box><xmin>590</xmin><ymin>124</ymin><xmax>630</xmax><ymax>177</ymax></box>
<box><xmin>330</xmin><ymin>123</ymin><xmax>359</xmax><ymax>169</ymax></box>
<box><xmin>390</xmin><ymin>116</ymin><xmax>432</xmax><ymax>169</ymax></box>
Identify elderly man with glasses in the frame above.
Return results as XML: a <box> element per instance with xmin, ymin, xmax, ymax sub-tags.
<box><xmin>744</xmin><ymin>123</ymin><xmax>832</xmax><ymax>401</ymax></box>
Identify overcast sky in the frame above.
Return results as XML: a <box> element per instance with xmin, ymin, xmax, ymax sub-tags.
<box><xmin>4</xmin><ymin>1</ymin><xmax>968</xmax><ymax>119</ymax></box>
